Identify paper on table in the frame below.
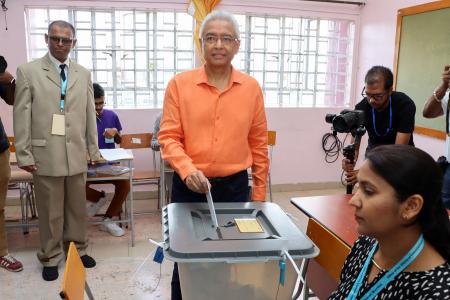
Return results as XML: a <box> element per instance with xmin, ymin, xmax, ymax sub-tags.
<box><xmin>99</xmin><ymin>148</ymin><xmax>133</xmax><ymax>161</ymax></box>
<box><xmin>206</xmin><ymin>186</ymin><xmax>219</xmax><ymax>229</ymax></box>
<box><xmin>235</xmin><ymin>218</ymin><xmax>264</xmax><ymax>233</ymax></box>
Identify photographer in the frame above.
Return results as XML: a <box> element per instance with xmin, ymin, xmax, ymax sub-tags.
<box><xmin>343</xmin><ymin>66</ymin><xmax>416</xmax><ymax>184</ymax></box>
<box><xmin>0</xmin><ymin>55</ymin><xmax>23</xmax><ymax>272</ymax></box>
<box><xmin>423</xmin><ymin>65</ymin><xmax>450</xmax><ymax>208</ymax></box>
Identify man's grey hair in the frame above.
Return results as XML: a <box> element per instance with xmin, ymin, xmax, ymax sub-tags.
<box><xmin>199</xmin><ymin>10</ymin><xmax>240</xmax><ymax>39</ymax></box>
<box><xmin>48</xmin><ymin>20</ymin><xmax>76</xmax><ymax>37</ymax></box>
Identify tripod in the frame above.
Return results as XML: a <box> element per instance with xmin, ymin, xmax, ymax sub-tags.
<box><xmin>343</xmin><ymin>126</ymin><xmax>366</xmax><ymax>194</ymax></box>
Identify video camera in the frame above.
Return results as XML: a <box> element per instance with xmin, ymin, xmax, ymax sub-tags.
<box><xmin>0</xmin><ymin>56</ymin><xmax>7</xmax><ymax>74</ymax></box>
<box><xmin>325</xmin><ymin>109</ymin><xmax>366</xmax><ymax>194</ymax></box>
<box><xmin>325</xmin><ymin>109</ymin><xmax>365</xmax><ymax>134</ymax></box>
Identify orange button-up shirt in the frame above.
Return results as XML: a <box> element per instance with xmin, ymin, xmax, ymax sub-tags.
<box><xmin>159</xmin><ymin>66</ymin><xmax>269</xmax><ymax>200</ymax></box>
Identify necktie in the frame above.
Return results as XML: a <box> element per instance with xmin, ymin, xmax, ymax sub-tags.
<box><xmin>59</xmin><ymin>64</ymin><xmax>66</xmax><ymax>81</ymax></box>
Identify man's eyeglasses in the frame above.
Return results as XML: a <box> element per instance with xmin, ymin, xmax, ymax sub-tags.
<box><xmin>202</xmin><ymin>35</ymin><xmax>238</xmax><ymax>46</ymax></box>
<box><xmin>48</xmin><ymin>36</ymin><xmax>75</xmax><ymax>46</ymax></box>
<box><xmin>361</xmin><ymin>87</ymin><xmax>388</xmax><ymax>101</ymax></box>
<box><xmin>95</xmin><ymin>101</ymin><xmax>105</xmax><ymax>106</ymax></box>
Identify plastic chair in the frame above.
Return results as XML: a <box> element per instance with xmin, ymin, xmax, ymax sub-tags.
<box><xmin>120</xmin><ymin>133</ymin><xmax>161</xmax><ymax>209</ymax></box>
<box><xmin>306</xmin><ymin>218</ymin><xmax>350</xmax><ymax>282</ymax></box>
<box><xmin>248</xmin><ymin>131</ymin><xmax>277</xmax><ymax>202</ymax></box>
<box><xmin>60</xmin><ymin>242</ymin><xmax>94</xmax><ymax>300</ymax></box>
<box><xmin>267</xmin><ymin>130</ymin><xmax>277</xmax><ymax>202</ymax></box>
<box><xmin>159</xmin><ymin>150</ymin><xmax>174</xmax><ymax>208</ymax></box>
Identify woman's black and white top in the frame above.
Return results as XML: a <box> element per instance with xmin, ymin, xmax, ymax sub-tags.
<box><xmin>328</xmin><ymin>236</ymin><xmax>450</xmax><ymax>300</ymax></box>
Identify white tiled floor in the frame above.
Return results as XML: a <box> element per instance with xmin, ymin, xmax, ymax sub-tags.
<box><xmin>1</xmin><ymin>188</ymin><xmax>343</xmax><ymax>299</ymax></box>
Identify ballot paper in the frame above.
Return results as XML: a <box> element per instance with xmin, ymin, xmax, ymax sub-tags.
<box><xmin>235</xmin><ymin>218</ymin><xmax>264</xmax><ymax>233</ymax></box>
<box><xmin>206</xmin><ymin>186</ymin><xmax>219</xmax><ymax>229</ymax></box>
<box><xmin>99</xmin><ymin>148</ymin><xmax>133</xmax><ymax>161</ymax></box>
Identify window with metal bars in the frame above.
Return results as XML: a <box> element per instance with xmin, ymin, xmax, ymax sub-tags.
<box><xmin>25</xmin><ymin>7</ymin><xmax>355</xmax><ymax>108</ymax></box>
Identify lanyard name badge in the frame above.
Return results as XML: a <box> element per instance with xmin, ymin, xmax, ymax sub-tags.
<box><xmin>372</xmin><ymin>96</ymin><xmax>392</xmax><ymax>137</ymax></box>
<box><xmin>51</xmin><ymin>74</ymin><xmax>67</xmax><ymax>136</ymax></box>
<box><xmin>347</xmin><ymin>234</ymin><xmax>425</xmax><ymax>300</ymax></box>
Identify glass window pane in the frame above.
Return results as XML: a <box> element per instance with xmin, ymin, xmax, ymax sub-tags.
<box><xmin>75</xmin><ymin>11</ymin><xmax>92</xmax><ymax>29</ymax></box>
<box><xmin>95</xmin><ymin>12</ymin><xmax>112</xmax><ymax>30</ymax></box>
<box><xmin>26</xmin><ymin>8</ymin><xmax>354</xmax><ymax>108</ymax></box>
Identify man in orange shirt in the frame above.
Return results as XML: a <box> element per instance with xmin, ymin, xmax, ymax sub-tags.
<box><xmin>158</xmin><ymin>10</ymin><xmax>269</xmax><ymax>300</ymax></box>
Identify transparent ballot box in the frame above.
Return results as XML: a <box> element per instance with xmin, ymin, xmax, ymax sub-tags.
<box><xmin>161</xmin><ymin>202</ymin><xmax>319</xmax><ymax>300</ymax></box>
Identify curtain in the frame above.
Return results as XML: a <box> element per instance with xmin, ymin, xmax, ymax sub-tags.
<box><xmin>188</xmin><ymin>0</ymin><xmax>222</xmax><ymax>64</ymax></box>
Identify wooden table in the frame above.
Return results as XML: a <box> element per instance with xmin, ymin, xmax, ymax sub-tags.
<box><xmin>291</xmin><ymin>194</ymin><xmax>356</xmax><ymax>246</ymax></box>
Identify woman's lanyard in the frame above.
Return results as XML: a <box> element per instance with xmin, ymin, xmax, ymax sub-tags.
<box><xmin>371</xmin><ymin>96</ymin><xmax>392</xmax><ymax>137</ymax></box>
<box><xmin>347</xmin><ymin>234</ymin><xmax>424</xmax><ymax>300</ymax></box>
<box><xmin>60</xmin><ymin>77</ymin><xmax>67</xmax><ymax>113</ymax></box>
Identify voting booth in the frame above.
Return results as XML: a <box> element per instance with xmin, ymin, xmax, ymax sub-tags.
<box><xmin>161</xmin><ymin>202</ymin><xmax>319</xmax><ymax>300</ymax></box>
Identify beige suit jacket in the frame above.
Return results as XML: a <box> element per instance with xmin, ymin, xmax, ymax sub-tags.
<box><xmin>13</xmin><ymin>54</ymin><xmax>101</xmax><ymax>176</ymax></box>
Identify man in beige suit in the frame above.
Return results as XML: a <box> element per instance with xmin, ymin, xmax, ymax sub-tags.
<box><xmin>13</xmin><ymin>20</ymin><xmax>101</xmax><ymax>281</ymax></box>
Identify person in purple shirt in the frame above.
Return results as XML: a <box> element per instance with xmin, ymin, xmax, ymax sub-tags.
<box><xmin>85</xmin><ymin>83</ymin><xmax>129</xmax><ymax>237</ymax></box>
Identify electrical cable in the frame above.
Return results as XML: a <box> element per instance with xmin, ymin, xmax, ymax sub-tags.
<box><xmin>322</xmin><ymin>131</ymin><xmax>354</xmax><ymax>186</ymax></box>
<box><xmin>321</xmin><ymin>132</ymin><xmax>343</xmax><ymax>163</ymax></box>
<box><xmin>274</xmin><ymin>280</ymin><xmax>281</xmax><ymax>300</ymax></box>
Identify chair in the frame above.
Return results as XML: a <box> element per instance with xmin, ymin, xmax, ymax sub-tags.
<box><xmin>267</xmin><ymin>130</ymin><xmax>277</xmax><ymax>202</ymax></box>
<box><xmin>248</xmin><ymin>130</ymin><xmax>277</xmax><ymax>202</ymax></box>
<box><xmin>120</xmin><ymin>133</ymin><xmax>161</xmax><ymax>210</ymax></box>
<box><xmin>306</xmin><ymin>218</ymin><xmax>350</xmax><ymax>282</ymax></box>
<box><xmin>60</xmin><ymin>242</ymin><xmax>94</xmax><ymax>300</ymax></box>
<box><xmin>159</xmin><ymin>150</ymin><xmax>174</xmax><ymax>208</ymax></box>
<box><xmin>7</xmin><ymin>137</ymin><xmax>37</xmax><ymax>234</ymax></box>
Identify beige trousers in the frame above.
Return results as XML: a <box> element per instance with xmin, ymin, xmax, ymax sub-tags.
<box><xmin>33</xmin><ymin>172</ymin><xmax>88</xmax><ymax>266</ymax></box>
<box><xmin>0</xmin><ymin>150</ymin><xmax>11</xmax><ymax>257</ymax></box>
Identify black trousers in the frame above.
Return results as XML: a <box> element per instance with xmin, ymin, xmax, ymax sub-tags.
<box><xmin>170</xmin><ymin>170</ymin><xmax>250</xmax><ymax>300</ymax></box>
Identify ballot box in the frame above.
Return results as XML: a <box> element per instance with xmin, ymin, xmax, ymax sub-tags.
<box><xmin>161</xmin><ymin>202</ymin><xmax>319</xmax><ymax>300</ymax></box>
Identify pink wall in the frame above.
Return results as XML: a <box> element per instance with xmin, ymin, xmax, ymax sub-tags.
<box><xmin>0</xmin><ymin>0</ymin><xmax>445</xmax><ymax>186</ymax></box>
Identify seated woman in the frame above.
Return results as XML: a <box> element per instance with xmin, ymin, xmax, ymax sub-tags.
<box><xmin>329</xmin><ymin>144</ymin><xmax>450</xmax><ymax>299</ymax></box>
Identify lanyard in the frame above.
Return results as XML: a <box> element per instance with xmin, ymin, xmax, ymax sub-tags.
<box><xmin>347</xmin><ymin>234</ymin><xmax>424</xmax><ymax>300</ymax></box>
<box><xmin>60</xmin><ymin>77</ymin><xmax>67</xmax><ymax>112</ymax></box>
<box><xmin>371</xmin><ymin>96</ymin><xmax>392</xmax><ymax>137</ymax></box>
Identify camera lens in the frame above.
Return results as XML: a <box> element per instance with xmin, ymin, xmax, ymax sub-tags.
<box><xmin>325</xmin><ymin>114</ymin><xmax>336</xmax><ymax>124</ymax></box>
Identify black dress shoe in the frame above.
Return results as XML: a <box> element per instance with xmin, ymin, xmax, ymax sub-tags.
<box><xmin>42</xmin><ymin>266</ymin><xmax>58</xmax><ymax>281</ymax></box>
<box><xmin>80</xmin><ymin>255</ymin><xmax>96</xmax><ymax>268</ymax></box>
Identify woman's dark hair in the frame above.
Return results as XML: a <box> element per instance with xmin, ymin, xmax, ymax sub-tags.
<box><xmin>93</xmin><ymin>83</ymin><xmax>104</xmax><ymax>99</ymax></box>
<box><xmin>364</xmin><ymin>66</ymin><xmax>394</xmax><ymax>91</ymax></box>
<box><xmin>366</xmin><ymin>144</ymin><xmax>450</xmax><ymax>261</ymax></box>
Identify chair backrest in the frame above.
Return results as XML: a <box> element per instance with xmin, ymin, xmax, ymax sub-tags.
<box><xmin>8</xmin><ymin>136</ymin><xmax>15</xmax><ymax>153</ymax></box>
<box><xmin>120</xmin><ymin>133</ymin><xmax>153</xmax><ymax>149</ymax></box>
<box><xmin>60</xmin><ymin>242</ymin><xmax>86</xmax><ymax>300</ymax></box>
<box><xmin>267</xmin><ymin>130</ymin><xmax>276</xmax><ymax>146</ymax></box>
<box><xmin>306</xmin><ymin>218</ymin><xmax>350</xmax><ymax>282</ymax></box>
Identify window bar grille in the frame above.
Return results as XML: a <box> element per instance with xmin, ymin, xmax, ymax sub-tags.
<box><xmin>278</xmin><ymin>16</ymin><xmax>285</xmax><ymax>107</ymax></box>
<box><xmin>313</xmin><ymin>18</ymin><xmax>320</xmax><ymax>107</ymax></box>
<box><xmin>111</xmin><ymin>10</ymin><xmax>118</xmax><ymax>108</ymax></box>
<box><xmin>90</xmin><ymin>11</ymin><xmax>97</xmax><ymax>84</ymax></box>
<box><xmin>297</xmin><ymin>18</ymin><xmax>304</xmax><ymax>107</ymax></box>
<box><xmin>152</xmin><ymin>13</ymin><xmax>158</xmax><ymax>108</ymax></box>
<box><xmin>145</xmin><ymin>11</ymin><xmax>151</xmax><ymax>108</ymax></box>
<box><xmin>133</xmin><ymin>10</ymin><xmax>137</xmax><ymax>108</ymax></box>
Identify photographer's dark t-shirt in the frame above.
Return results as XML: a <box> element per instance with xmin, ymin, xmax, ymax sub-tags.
<box><xmin>355</xmin><ymin>91</ymin><xmax>415</xmax><ymax>151</ymax></box>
